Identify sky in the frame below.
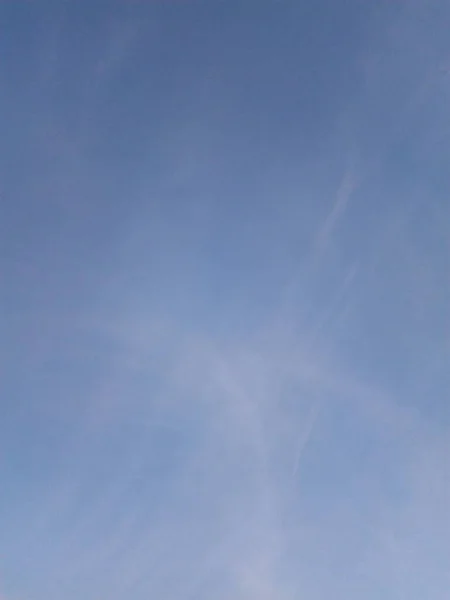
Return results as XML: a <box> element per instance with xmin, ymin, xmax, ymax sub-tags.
<box><xmin>1</xmin><ymin>1</ymin><xmax>450</xmax><ymax>599</ymax></box>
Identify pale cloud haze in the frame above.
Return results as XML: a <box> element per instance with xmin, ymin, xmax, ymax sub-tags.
<box><xmin>1</xmin><ymin>1</ymin><xmax>450</xmax><ymax>599</ymax></box>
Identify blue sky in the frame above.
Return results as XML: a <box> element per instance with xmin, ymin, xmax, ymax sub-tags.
<box><xmin>1</xmin><ymin>1</ymin><xmax>450</xmax><ymax>599</ymax></box>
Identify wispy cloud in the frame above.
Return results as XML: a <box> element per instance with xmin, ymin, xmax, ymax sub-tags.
<box><xmin>2</xmin><ymin>1</ymin><xmax>450</xmax><ymax>599</ymax></box>
<box><xmin>315</xmin><ymin>166</ymin><xmax>359</xmax><ymax>257</ymax></box>
<box><xmin>291</xmin><ymin>398</ymin><xmax>320</xmax><ymax>481</ymax></box>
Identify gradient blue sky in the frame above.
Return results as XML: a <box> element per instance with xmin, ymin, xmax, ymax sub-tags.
<box><xmin>1</xmin><ymin>1</ymin><xmax>450</xmax><ymax>599</ymax></box>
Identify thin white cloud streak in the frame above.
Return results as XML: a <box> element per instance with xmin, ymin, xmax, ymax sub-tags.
<box><xmin>308</xmin><ymin>262</ymin><xmax>360</xmax><ymax>342</ymax></box>
<box><xmin>315</xmin><ymin>166</ymin><xmax>358</xmax><ymax>257</ymax></box>
<box><xmin>291</xmin><ymin>398</ymin><xmax>320</xmax><ymax>481</ymax></box>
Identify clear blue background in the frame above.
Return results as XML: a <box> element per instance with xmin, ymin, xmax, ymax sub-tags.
<box><xmin>1</xmin><ymin>2</ymin><xmax>450</xmax><ymax>599</ymax></box>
